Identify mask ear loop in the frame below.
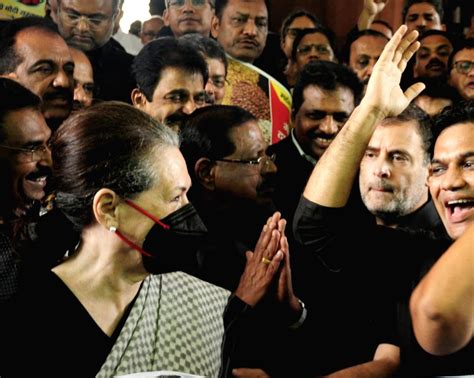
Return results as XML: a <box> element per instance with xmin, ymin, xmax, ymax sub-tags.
<box><xmin>123</xmin><ymin>199</ymin><xmax>170</xmax><ymax>230</ymax></box>
<box><xmin>109</xmin><ymin>226</ymin><xmax>154</xmax><ymax>258</ymax></box>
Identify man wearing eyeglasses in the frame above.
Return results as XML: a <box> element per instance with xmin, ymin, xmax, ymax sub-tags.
<box><xmin>0</xmin><ymin>78</ymin><xmax>52</xmax><ymax>304</ymax></box>
<box><xmin>53</xmin><ymin>0</ymin><xmax>135</xmax><ymax>104</ymax></box>
<box><xmin>449</xmin><ymin>38</ymin><xmax>474</xmax><ymax>100</ymax></box>
<box><xmin>140</xmin><ymin>15</ymin><xmax>164</xmax><ymax>45</ymax></box>
<box><xmin>163</xmin><ymin>0</ymin><xmax>215</xmax><ymax>37</ymax></box>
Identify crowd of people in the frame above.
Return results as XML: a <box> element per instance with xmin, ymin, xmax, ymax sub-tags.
<box><xmin>0</xmin><ymin>0</ymin><xmax>473</xmax><ymax>377</ymax></box>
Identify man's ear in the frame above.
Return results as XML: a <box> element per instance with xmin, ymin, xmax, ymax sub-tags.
<box><xmin>441</xmin><ymin>23</ymin><xmax>446</xmax><ymax>31</ymax></box>
<box><xmin>131</xmin><ymin>88</ymin><xmax>147</xmax><ymax>109</ymax></box>
<box><xmin>210</xmin><ymin>15</ymin><xmax>220</xmax><ymax>39</ymax></box>
<box><xmin>92</xmin><ymin>188</ymin><xmax>120</xmax><ymax>230</ymax></box>
<box><xmin>163</xmin><ymin>8</ymin><xmax>170</xmax><ymax>27</ymax></box>
<box><xmin>195</xmin><ymin>157</ymin><xmax>216</xmax><ymax>191</ymax></box>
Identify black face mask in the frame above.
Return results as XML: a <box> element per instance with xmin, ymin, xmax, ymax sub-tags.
<box><xmin>112</xmin><ymin>201</ymin><xmax>207</xmax><ymax>275</ymax></box>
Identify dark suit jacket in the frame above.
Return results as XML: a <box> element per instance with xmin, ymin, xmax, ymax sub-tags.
<box><xmin>267</xmin><ymin>135</ymin><xmax>314</xmax><ymax>229</ymax></box>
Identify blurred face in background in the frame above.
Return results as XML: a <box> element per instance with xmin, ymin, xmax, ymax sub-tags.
<box><xmin>56</xmin><ymin>0</ymin><xmax>118</xmax><ymax>51</ymax></box>
<box><xmin>164</xmin><ymin>0</ymin><xmax>214</xmax><ymax>37</ymax></box>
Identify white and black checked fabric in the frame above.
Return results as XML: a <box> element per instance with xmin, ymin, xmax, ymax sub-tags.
<box><xmin>97</xmin><ymin>272</ymin><xmax>230</xmax><ymax>378</ymax></box>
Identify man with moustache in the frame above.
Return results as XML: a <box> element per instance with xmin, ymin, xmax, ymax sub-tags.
<box><xmin>407</xmin><ymin>29</ymin><xmax>455</xmax><ymax>115</ymax></box>
<box><xmin>131</xmin><ymin>37</ymin><xmax>207</xmax><ymax>130</ymax></box>
<box><xmin>0</xmin><ymin>17</ymin><xmax>74</xmax><ymax>131</ymax></box>
<box><xmin>413</xmin><ymin>30</ymin><xmax>453</xmax><ymax>80</ymax></box>
<box><xmin>211</xmin><ymin>0</ymin><xmax>268</xmax><ymax>64</ymax></box>
<box><xmin>53</xmin><ymin>0</ymin><xmax>135</xmax><ymax>103</ymax></box>
<box><xmin>268</xmin><ymin>60</ymin><xmax>363</xmax><ymax>228</ymax></box>
<box><xmin>69</xmin><ymin>47</ymin><xmax>95</xmax><ymax>110</ymax></box>
<box><xmin>449</xmin><ymin>38</ymin><xmax>474</xmax><ymax>101</ymax></box>
<box><xmin>0</xmin><ymin>78</ymin><xmax>52</xmax><ymax>305</ymax></box>
<box><xmin>346</xmin><ymin>29</ymin><xmax>389</xmax><ymax>92</ymax></box>
<box><xmin>162</xmin><ymin>0</ymin><xmax>215</xmax><ymax>38</ymax></box>
<box><xmin>402</xmin><ymin>0</ymin><xmax>445</xmax><ymax>33</ymax></box>
<box><xmin>358</xmin><ymin>104</ymin><xmax>444</xmax><ymax>233</ymax></box>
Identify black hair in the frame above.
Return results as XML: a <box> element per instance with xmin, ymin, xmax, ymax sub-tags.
<box><xmin>381</xmin><ymin>103</ymin><xmax>433</xmax><ymax>163</ymax></box>
<box><xmin>291</xmin><ymin>26</ymin><xmax>338</xmax><ymax>62</ymax></box>
<box><xmin>0</xmin><ymin>78</ymin><xmax>41</xmax><ymax>142</ymax></box>
<box><xmin>280</xmin><ymin>9</ymin><xmax>321</xmax><ymax>40</ymax></box>
<box><xmin>132</xmin><ymin>36</ymin><xmax>209</xmax><ymax>101</ymax></box>
<box><xmin>179</xmin><ymin>33</ymin><xmax>228</xmax><ymax>74</ymax></box>
<box><xmin>371</xmin><ymin>19</ymin><xmax>393</xmax><ymax>34</ymax></box>
<box><xmin>448</xmin><ymin>38</ymin><xmax>474</xmax><ymax>70</ymax></box>
<box><xmin>341</xmin><ymin>29</ymin><xmax>389</xmax><ymax>64</ymax></box>
<box><xmin>430</xmin><ymin>100</ymin><xmax>474</xmax><ymax>155</ymax></box>
<box><xmin>179</xmin><ymin>105</ymin><xmax>256</xmax><ymax>184</ymax></box>
<box><xmin>0</xmin><ymin>17</ymin><xmax>59</xmax><ymax>75</ymax></box>
<box><xmin>402</xmin><ymin>0</ymin><xmax>444</xmax><ymax>22</ymax></box>
<box><xmin>292</xmin><ymin>60</ymin><xmax>363</xmax><ymax>117</ymax></box>
<box><xmin>215</xmin><ymin>0</ymin><xmax>268</xmax><ymax>19</ymax></box>
<box><xmin>52</xmin><ymin>102</ymin><xmax>179</xmax><ymax>232</ymax></box>
<box><xmin>418</xmin><ymin>29</ymin><xmax>454</xmax><ymax>45</ymax></box>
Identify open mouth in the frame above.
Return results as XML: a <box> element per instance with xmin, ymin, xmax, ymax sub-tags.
<box><xmin>445</xmin><ymin>199</ymin><xmax>474</xmax><ymax>223</ymax></box>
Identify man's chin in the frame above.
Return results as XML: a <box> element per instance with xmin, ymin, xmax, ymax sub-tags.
<box><xmin>43</xmin><ymin>107</ymin><xmax>72</xmax><ymax>128</ymax></box>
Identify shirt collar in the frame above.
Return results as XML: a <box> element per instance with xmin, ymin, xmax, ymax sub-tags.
<box><xmin>291</xmin><ymin>128</ymin><xmax>317</xmax><ymax>166</ymax></box>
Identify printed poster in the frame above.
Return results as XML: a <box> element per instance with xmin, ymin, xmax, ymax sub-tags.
<box><xmin>0</xmin><ymin>0</ymin><xmax>46</xmax><ymax>19</ymax></box>
<box><xmin>222</xmin><ymin>55</ymin><xmax>292</xmax><ymax>145</ymax></box>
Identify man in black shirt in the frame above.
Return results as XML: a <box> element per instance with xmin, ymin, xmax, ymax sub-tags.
<box><xmin>294</xmin><ymin>24</ymin><xmax>473</xmax><ymax>376</ymax></box>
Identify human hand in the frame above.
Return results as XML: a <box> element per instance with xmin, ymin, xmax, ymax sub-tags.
<box><xmin>363</xmin><ymin>25</ymin><xmax>425</xmax><ymax>118</ymax></box>
<box><xmin>234</xmin><ymin>212</ymin><xmax>285</xmax><ymax>307</ymax></box>
<box><xmin>364</xmin><ymin>0</ymin><xmax>388</xmax><ymax>16</ymax></box>
<box><xmin>232</xmin><ymin>368</ymin><xmax>271</xmax><ymax>377</ymax></box>
<box><xmin>274</xmin><ymin>220</ymin><xmax>300</xmax><ymax>315</ymax></box>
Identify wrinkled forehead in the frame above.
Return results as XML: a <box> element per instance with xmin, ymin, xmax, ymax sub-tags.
<box><xmin>15</xmin><ymin>28</ymin><xmax>71</xmax><ymax>61</ymax></box>
<box><xmin>59</xmin><ymin>0</ymin><xmax>117</xmax><ymax>15</ymax></box>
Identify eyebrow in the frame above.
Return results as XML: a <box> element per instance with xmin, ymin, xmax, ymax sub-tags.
<box><xmin>64</xmin><ymin>7</ymin><xmax>108</xmax><ymax>18</ymax></box>
<box><xmin>431</xmin><ymin>151</ymin><xmax>474</xmax><ymax>164</ymax></box>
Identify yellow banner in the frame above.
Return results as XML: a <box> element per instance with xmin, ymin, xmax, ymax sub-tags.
<box><xmin>0</xmin><ymin>0</ymin><xmax>46</xmax><ymax>19</ymax></box>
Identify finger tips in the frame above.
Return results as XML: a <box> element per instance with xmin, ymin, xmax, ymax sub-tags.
<box><xmin>405</xmin><ymin>82</ymin><xmax>426</xmax><ymax>102</ymax></box>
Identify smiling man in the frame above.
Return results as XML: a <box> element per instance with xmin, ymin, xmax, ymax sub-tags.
<box><xmin>131</xmin><ymin>37</ymin><xmax>208</xmax><ymax>130</ymax></box>
<box><xmin>268</xmin><ymin>60</ymin><xmax>362</xmax><ymax>226</ymax></box>
<box><xmin>0</xmin><ymin>78</ymin><xmax>52</xmax><ymax>304</ymax></box>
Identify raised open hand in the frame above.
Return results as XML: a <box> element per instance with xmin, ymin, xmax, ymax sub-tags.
<box><xmin>234</xmin><ymin>212</ymin><xmax>284</xmax><ymax>307</ymax></box>
<box><xmin>363</xmin><ymin>25</ymin><xmax>425</xmax><ymax>118</ymax></box>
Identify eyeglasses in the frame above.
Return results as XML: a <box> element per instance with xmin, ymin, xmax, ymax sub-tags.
<box><xmin>453</xmin><ymin>60</ymin><xmax>474</xmax><ymax>75</ymax></box>
<box><xmin>0</xmin><ymin>143</ymin><xmax>51</xmax><ymax>163</ymax></box>
<box><xmin>215</xmin><ymin>154</ymin><xmax>276</xmax><ymax>169</ymax></box>
<box><xmin>297</xmin><ymin>43</ymin><xmax>332</xmax><ymax>56</ymax></box>
<box><xmin>58</xmin><ymin>7</ymin><xmax>113</xmax><ymax>29</ymax></box>
<box><xmin>168</xmin><ymin>0</ymin><xmax>208</xmax><ymax>8</ymax></box>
